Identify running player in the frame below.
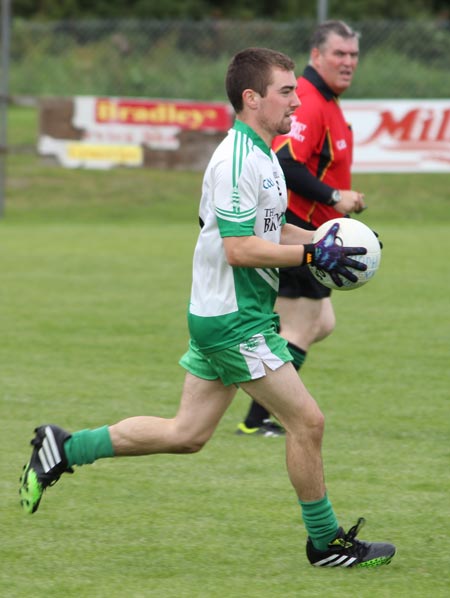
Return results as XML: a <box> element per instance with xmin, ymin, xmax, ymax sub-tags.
<box><xmin>19</xmin><ymin>47</ymin><xmax>394</xmax><ymax>569</ymax></box>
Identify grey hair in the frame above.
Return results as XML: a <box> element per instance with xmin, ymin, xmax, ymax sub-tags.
<box><xmin>310</xmin><ymin>20</ymin><xmax>360</xmax><ymax>51</ymax></box>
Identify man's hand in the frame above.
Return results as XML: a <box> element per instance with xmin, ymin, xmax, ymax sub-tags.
<box><xmin>334</xmin><ymin>190</ymin><xmax>366</xmax><ymax>215</ymax></box>
<box><xmin>305</xmin><ymin>223</ymin><xmax>367</xmax><ymax>288</ymax></box>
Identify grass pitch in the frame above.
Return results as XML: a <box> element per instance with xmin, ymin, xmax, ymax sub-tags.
<box><xmin>1</xmin><ymin>107</ymin><xmax>449</xmax><ymax>597</ymax></box>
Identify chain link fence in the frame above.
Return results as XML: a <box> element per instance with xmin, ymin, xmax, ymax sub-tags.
<box><xmin>7</xmin><ymin>18</ymin><xmax>450</xmax><ymax>100</ymax></box>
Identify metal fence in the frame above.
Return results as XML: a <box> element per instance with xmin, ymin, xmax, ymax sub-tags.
<box><xmin>6</xmin><ymin>18</ymin><xmax>450</xmax><ymax>100</ymax></box>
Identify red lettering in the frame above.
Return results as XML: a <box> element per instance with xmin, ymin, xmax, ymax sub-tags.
<box><xmin>363</xmin><ymin>109</ymin><xmax>450</xmax><ymax>143</ymax></box>
<box><xmin>364</xmin><ymin>110</ymin><xmax>419</xmax><ymax>142</ymax></box>
<box><xmin>419</xmin><ymin>111</ymin><xmax>434</xmax><ymax>141</ymax></box>
<box><xmin>437</xmin><ymin>109</ymin><xmax>450</xmax><ymax>141</ymax></box>
<box><xmin>94</xmin><ymin>98</ymin><xmax>232</xmax><ymax>131</ymax></box>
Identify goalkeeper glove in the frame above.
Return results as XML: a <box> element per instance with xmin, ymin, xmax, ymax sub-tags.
<box><xmin>302</xmin><ymin>223</ymin><xmax>367</xmax><ymax>288</ymax></box>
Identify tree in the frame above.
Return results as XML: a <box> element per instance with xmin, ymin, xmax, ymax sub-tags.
<box><xmin>11</xmin><ymin>0</ymin><xmax>449</xmax><ymax>20</ymax></box>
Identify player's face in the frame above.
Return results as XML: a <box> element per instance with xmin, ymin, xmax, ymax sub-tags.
<box><xmin>256</xmin><ymin>68</ymin><xmax>300</xmax><ymax>143</ymax></box>
<box><xmin>312</xmin><ymin>33</ymin><xmax>359</xmax><ymax>95</ymax></box>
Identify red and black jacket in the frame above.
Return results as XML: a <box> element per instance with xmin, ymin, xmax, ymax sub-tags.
<box><xmin>273</xmin><ymin>66</ymin><xmax>354</xmax><ymax>228</ymax></box>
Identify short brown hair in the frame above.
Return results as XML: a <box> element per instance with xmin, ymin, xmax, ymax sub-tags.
<box><xmin>226</xmin><ymin>47</ymin><xmax>295</xmax><ymax>113</ymax></box>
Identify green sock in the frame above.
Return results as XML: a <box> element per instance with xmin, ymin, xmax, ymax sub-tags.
<box><xmin>287</xmin><ymin>342</ymin><xmax>307</xmax><ymax>371</ymax></box>
<box><xmin>299</xmin><ymin>494</ymin><xmax>339</xmax><ymax>551</ymax></box>
<box><xmin>64</xmin><ymin>425</ymin><xmax>114</xmax><ymax>467</ymax></box>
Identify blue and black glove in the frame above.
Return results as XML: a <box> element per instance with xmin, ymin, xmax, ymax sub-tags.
<box><xmin>302</xmin><ymin>223</ymin><xmax>367</xmax><ymax>288</ymax></box>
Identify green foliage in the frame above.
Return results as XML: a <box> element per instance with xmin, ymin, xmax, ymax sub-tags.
<box><xmin>2</xmin><ymin>106</ymin><xmax>450</xmax><ymax>598</ymax></box>
<box><xmin>351</xmin><ymin>48</ymin><xmax>450</xmax><ymax>98</ymax></box>
<box><xmin>328</xmin><ymin>0</ymin><xmax>444</xmax><ymax>20</ymax></box>
<box><xmin>8</xmin><ymin>20</ymin><xmax>450</xmax><ymax>98</ymax></box>
<box><xmin>10</xmin><ymin>0</ymin><xmax>449</xmax><ymax>20</ymax></box>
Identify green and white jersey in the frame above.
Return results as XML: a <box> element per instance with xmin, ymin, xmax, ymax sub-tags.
<box><xmin>188</xmin><ymin>120</ymin><xmax>288</xmax><ymax>354</ymax></box>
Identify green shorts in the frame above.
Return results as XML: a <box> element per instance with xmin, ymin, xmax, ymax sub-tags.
<box><xmin>179</xmin><ymin>328</ymin><xmax>293</xmax><ymax>386</ymax></box>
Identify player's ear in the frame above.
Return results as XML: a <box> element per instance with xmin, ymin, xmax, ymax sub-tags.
<box><xmin>310</xmin><ymin>47</ymin><xmax>321</xmax><ymax>67</ymax></box>
<box><xmin>242</xmin><ymin>88</ymin><xmax>259</xmax><ymax>110</ymax></box>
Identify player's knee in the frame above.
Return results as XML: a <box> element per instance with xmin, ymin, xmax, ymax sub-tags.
<box><xmin>321</xmin><ymin>311</ymin><xmax>336</xmax><ymax>338</ymax></box>
<box><xmin>311</xmin><ymin>313</ymin><xmax>335</xmax><ymax>343</ymax></box>
<box><xmin>179</xmin><ymin>439</ymin><xmax>206</xmax><ymax>454</ymax></box>
<box><xmin>172</xmin><ymin>430</ymin><xmax>209</xmax><ymax>454</ymax></box>
<box><xmin>285</xmin><ymin>400</ymin><xmax>324</xmax><ymax>444</ymax></box>
<box><xmin>305</xmin><ymin>407</ymin><xmax>324</xmax><ymax>438</ymax></box>
<box><xmin>300</xmin><ymin>404</ymin><xmax>325</xmax><ymax>443</ymax></box>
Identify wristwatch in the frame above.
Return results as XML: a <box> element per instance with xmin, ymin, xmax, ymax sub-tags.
<box><xmin>329</xmin><ymin>189</ymin><xmax>341</xmax><ymax>206</ymax></box>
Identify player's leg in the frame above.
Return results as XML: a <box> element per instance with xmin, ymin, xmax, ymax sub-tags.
<box><xmin>276</xmin><ymin>295</ymin><xmax>335</xmax><ymax>349</ymax></box>
<box><xmin>237</xmin><ymin>266</ymin><xmax>334</xmax><ymax>435</ymax></box>
<box><xmin>240</xmin><ymin>364</ymin><xmax>395</xmax><ymax>568</ymax></box>
<box><xmin>276</xmin><ymin>257</ymin><xmax>335</xmax><ymax>354</ymax></box>
<box><xmin>240</xmin><ymin>363</ymin><xmax>326</xmax><ymax>502</ymax></box>
<box><xmin>110</xmin><ymin>373</ymin><xmax>236</xmax><ymax>455</ymax></box>
<box><xmin>20</xmin><ymin>372</ymin><xmax>236</xmax><ymax>514</ymax></box>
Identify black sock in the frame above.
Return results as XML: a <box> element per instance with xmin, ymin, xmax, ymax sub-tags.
<box><xmin>244</xmin><ymin>400</ymin><xmax>270</xmax><ymax>428</ymax></box>
<box><xmin>286</xmin><ymin>341</ymin><xmax>307</xmax><ymax>371</ymax></box>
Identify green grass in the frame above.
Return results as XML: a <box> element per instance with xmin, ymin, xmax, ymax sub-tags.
<box><xmin>1</xmin><ymin>106</ymin><xmax>450</xmax><ymax>597</ymax></box>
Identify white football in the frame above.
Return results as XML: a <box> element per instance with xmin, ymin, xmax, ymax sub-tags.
<box><xmin>308</xmin><ymin>218</ymin><xmax>381</xmax><ymax>291</ymax></box>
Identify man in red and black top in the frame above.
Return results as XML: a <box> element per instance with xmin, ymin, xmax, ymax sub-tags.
<box><xmin>237</xmin><ymin>21</ymin><xmax>367</xmax><ymax>435</ymax></box>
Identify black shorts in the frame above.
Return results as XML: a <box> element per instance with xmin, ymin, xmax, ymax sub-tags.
<box><xmin>278</xmin><ymin>210</ymin><xmax>332</xmax><ymax>300</ymax></box>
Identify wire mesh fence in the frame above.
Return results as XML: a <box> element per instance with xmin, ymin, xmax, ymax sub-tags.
<box><xmin>6</xmin><ymin>18</ymin><xmax>450</xmax><ymax>100</ymax></box>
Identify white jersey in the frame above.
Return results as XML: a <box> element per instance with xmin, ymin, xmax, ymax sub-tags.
<box><xmin>188</xmin><ymin>119</ymin><xmax>288</xmax><ymax>353</ymax></box>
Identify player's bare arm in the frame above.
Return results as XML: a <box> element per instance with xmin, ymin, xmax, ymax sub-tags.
<box><xmin>223</xmin><ymin>235</ymin><xmax>306</xmax><ymax>268</ymax></box>
<box><xmin>222</xmin><ymin>224</ymin><xmax>314</xmax><ymax>269</ymax></box>
<box><xmin>280</xmin><ymin>222</ymin><xmax>315</xmax><ymax>245</ymax></box>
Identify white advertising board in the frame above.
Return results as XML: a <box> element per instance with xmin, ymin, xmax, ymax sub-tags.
<box><xmin>38</xmin><ymin>97</ymin><xmax>449</xmax><ymax>172</ymax></box>
<box><xmin>342</xmin><ymin>99</ymin><xmax>449</xmax><ymax>173</ymax></box>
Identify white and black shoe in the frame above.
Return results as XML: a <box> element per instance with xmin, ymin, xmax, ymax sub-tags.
<box><xmin>307</xmin><ymin>518</ymin><xmax>396</xmax><ymax>568</ymax></box>
<box><xmin>19</xmin><ymin>424</ymin><xmax>73</xmax><ymax>514</ymax></box>
<box><xmin>235</xmin><ymin>419</ymin><xmax>285</xmax><ymax>437</ymax></box>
